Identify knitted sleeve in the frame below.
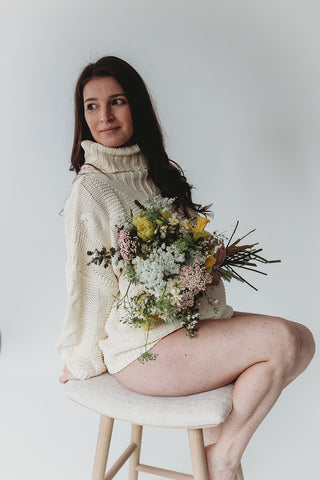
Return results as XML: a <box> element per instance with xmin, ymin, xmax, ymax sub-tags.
<box><xmin>56</xmin><ymin>176</ymin><xmax>119</xmax><ymax>380</ymax></box>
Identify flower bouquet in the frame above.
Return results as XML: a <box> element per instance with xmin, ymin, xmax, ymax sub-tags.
<box><xmin>87</xmin><ymin>196</ymin><xmax>280</xmax><ymax>362</ymax></box>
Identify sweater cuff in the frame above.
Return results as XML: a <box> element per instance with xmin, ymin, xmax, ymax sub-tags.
<box><xmin>56</xmin><ymin>343</ymin><xmax>108</xmax><ymax>380</ymax></box>
<box><xmin>66</xmin><ymin>363</ymin><xmax>107</xmax><ymax>380</ymax></box>
<box><xmin>66</xmin><ymin>360</ymin><xmax>108</xmax><ymax>380</ymax></box>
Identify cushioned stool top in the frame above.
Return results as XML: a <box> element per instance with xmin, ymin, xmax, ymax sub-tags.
<box><xmin>64</xmin><ymin>373</ymin><xmax>234</xmax><ymax>428</ymax></box>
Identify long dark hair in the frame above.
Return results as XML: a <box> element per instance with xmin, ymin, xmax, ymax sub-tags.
<box><xmin>71</xmin><ymin>55</ymin><xmax>212</xmax><ymax>217</ymax></box>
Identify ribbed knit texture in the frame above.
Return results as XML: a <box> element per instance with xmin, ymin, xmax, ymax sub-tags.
<box><xmin>56</xmin><ymin>140</ymin><xmax>233</xmax><ymax>379</ymax></box>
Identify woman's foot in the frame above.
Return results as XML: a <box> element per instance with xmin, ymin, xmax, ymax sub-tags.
<box><xmin>205</xmin><ymin>443</ymin><xmax>239</xmax><ymax>480</ymax></box>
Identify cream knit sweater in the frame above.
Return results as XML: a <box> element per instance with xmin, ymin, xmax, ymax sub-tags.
<box><xmin>56</xmin><ymin>140</ymin><xmax>234</xmax><ymax>379</ymax></box>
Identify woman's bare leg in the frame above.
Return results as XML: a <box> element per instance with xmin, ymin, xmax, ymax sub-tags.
<box><xmin>114</xmin><ymin>312</ymin><xmax>315</xmax><ymax>480</ymax></box>
<box><xmin>202</xmin><ymin>311</ymin><xmax>315</xmax><ymax>450</ymax></box>
<box><xmin>203</xmin><ymin>317</ymin><xmax>315</xmax><ymax>480</ymax></box>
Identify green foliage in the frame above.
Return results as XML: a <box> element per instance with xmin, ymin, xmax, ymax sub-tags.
<box><xmin>139</xmin><ymin>206</ymin><xmax>163</xmax><ymax>223</ymax></box>
<box><xmin>137</xmin><ymin>352</ymin><xmax>159</xmax><ymax>363</ymax></box>
<box><xmin>173</xmin><ymin>234</ymin><xmax>193</xmax><ymax>252</ymax></box>
<box><xmin>155</xmin><ymin>296</ymin><xmax>176</xmax><ymax>322</ymax></box>
<box><xmin>87</xmin><ymin>247</ymin><xmax>115</xmax><ymax>268</ymax></box>
<box><xmin>125</xmin><ymin>263</ymin><xmax>137</xmax><ymax>282</ymax></box>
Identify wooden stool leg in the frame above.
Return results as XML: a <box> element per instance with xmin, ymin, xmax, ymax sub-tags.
<box><xmin>91</xmin><ymin>415</ymin><xmax>114</xmax><ymax>480</ymax></box>
<box><xmin>236</xmin><ymin>462</ymin><xmax>244</xmax><ymax>480</ymax></box>
<box><xmin>187</xmin><ymin>429</ymin><xmax>209</xmax><ymax>480</ymax></box>
<box><xmin>128</xmin><ymin>424</ymin><xmax>143</xmax><ymax>480</ymax></box>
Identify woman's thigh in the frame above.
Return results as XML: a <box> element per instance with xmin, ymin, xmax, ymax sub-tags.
<box><xmin>114</xmin><ymin>311</ymin><xmax>300</xmax><ymax>396</ymax></box>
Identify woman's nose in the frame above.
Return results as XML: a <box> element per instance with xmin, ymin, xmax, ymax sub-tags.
<box><xmin>100</xmin><ymin>105</ymin><xmax>114</xmax><ymax>122</ymax></box>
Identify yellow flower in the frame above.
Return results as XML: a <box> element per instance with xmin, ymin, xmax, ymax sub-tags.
<box><xmin>204</xmin><ymin>254</ymin><xmax>217</xmax><ymax>273</ymax></box>
<box><xmin>155</xmin><ymin>210</ymin><xmax>171</xmax><ymax>226</ymax></box>
<box><xmin>133</xmin><ymin>215</ymin><xmax>155</xmax><ymax>242</ymax></box>
<box><xmin>142</xmin><ymin>315</ymin><xmax>162</xmax><ymax>331</ymax></box>
<box><xmin>188</xmin><ymin>215</ymin><xmax>211</xmax><ymax>240</ymax></box>
<box><xmin>161</xmin><ymin>210</ymin><xmax>171</xmax><ymax>222</ymax></box>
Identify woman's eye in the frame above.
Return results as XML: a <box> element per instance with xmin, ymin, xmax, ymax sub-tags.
<box><xmin>112</xmin><ymin>98</ymin><xmax>126</xmax><ymax>105</ymax></box>
<box><xmin>87</xmin><ymin>103</ymin><xmax>97</xmax><ymax>110</ymax></box>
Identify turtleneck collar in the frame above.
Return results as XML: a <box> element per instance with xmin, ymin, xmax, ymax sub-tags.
<box><xmin>81</xmin><ymin>140</ymin><xmax>148</xmax><ymax>175</ymax></box>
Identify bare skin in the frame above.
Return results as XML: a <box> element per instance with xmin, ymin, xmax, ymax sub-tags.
<box><xmin>113</xmin><ymin>311</ymin><xmax>315</xmax><ymax>480</ymax></box>
<box><xmin>59</xmin><ymin>364</ymin><xmax>77</xmax><ymax>383</ymax></box>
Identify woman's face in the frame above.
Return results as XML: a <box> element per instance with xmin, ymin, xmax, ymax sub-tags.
<box><xmin>83</xmin><ymin>76</ymin><xmax>134</xmax><ymax>148</ymax></box>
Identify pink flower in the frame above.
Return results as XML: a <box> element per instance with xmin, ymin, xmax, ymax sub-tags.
<box><xmin>179</xmin><ymin>289</ymin><xmax>196</xmax><ymax>309</ymax></box>
<box><xmin>179</xmin><ymin>259</ymin><xmax>212</xmax><ymax>296</ymax></box>
<box><xmin>117</xmin><ymin>230</ymin><xmax>139</xmax><ymax>263</ymax></box>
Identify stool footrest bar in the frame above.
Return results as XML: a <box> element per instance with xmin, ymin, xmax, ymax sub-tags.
<box><xmin>136</xmin><ymin>463</ymin><xmax>194</xmax><ymax>480</ymax></box>
<box><xmin>104</xmin><ymin>443</ymin><xmax>137</xmax><ymax>480</ymax></box>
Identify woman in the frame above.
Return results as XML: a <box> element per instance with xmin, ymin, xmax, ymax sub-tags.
<box><xmin>57</xmin><ymin>56</ymin><xmax>315</xmax><ymax>480</ymax></box>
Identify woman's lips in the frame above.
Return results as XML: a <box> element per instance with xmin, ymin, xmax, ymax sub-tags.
<box><xmin>100</xmin><ymin>127</ymin><xmax>120</xmax><ymax>133</ymax></box>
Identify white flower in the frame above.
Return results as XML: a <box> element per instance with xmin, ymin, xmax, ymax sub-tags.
<box><xmin>145</xmin><ymin>195</ymin><xmax>175</xmax><ymax>211</ymax></box>
<box><xmin>169</xmin><ymin>213</ymin><xmax>179</xmax><ymax>225</ymax></box>
<box><xmin>160</xmin><ymin>225</ymin><xmax>167</xmax><ymax>238</ymax></box>
<box><xmin>132</xmin><ymin>244</ymin><xmax>185</xmax><ymax>296</ymax></box>
<box><xmin>170</xmin><ymin>288</ymin><xmax>182</xmax><ymax>305</ymax></box>
<box><xmin>178</xmin><ymin>220</ymin><xmax>189</xmax><ymax>234</ymax></box>
<box><xmin>164</xmin><ymin>278</ymin><xmax>181</xmax><ymax>302</ymax></box>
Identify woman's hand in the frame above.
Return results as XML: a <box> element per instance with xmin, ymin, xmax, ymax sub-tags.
<box><xmin>59</xmin><ymin>365</ymin><xmax>77</xmax><ymax>384</ymax></box>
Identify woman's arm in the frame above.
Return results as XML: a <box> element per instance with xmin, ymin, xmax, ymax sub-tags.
<box><xmin>56</xmin><ymin>178</ymin><xmax>118</xmax><ymax>381</ymax></box>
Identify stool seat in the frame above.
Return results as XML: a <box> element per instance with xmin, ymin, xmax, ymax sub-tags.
<box><xmin>64</xmin><ymin>373</ymin><xmax>234</xmax><ymax>428</ymax></box>
<box><xmin>64</xmin><ymin>373</ymin><xmax>244</xmax><ymax>480</ymax></box>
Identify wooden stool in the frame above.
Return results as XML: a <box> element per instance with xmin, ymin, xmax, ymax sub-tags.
<box><xmin>64</xmin><ymin>373</ymin><xmax>244</xmax><ymax>480</ymax></box>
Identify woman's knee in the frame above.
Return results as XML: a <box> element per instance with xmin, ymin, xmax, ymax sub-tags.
<box><xmin>266</xmin><ymin>316</ymin><xmax>302</xmax><ymax>373</ymax></box>
<box><xmin>289</xmin><ymin>321</ymin><xmax>316</xmax><ymax>366</ymax></box>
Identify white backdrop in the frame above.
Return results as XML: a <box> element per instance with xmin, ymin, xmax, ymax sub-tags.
<box><xmin>1</xmin><ymin>1</ymin><xmax>319</xmax><ymax>479</ymax></box>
